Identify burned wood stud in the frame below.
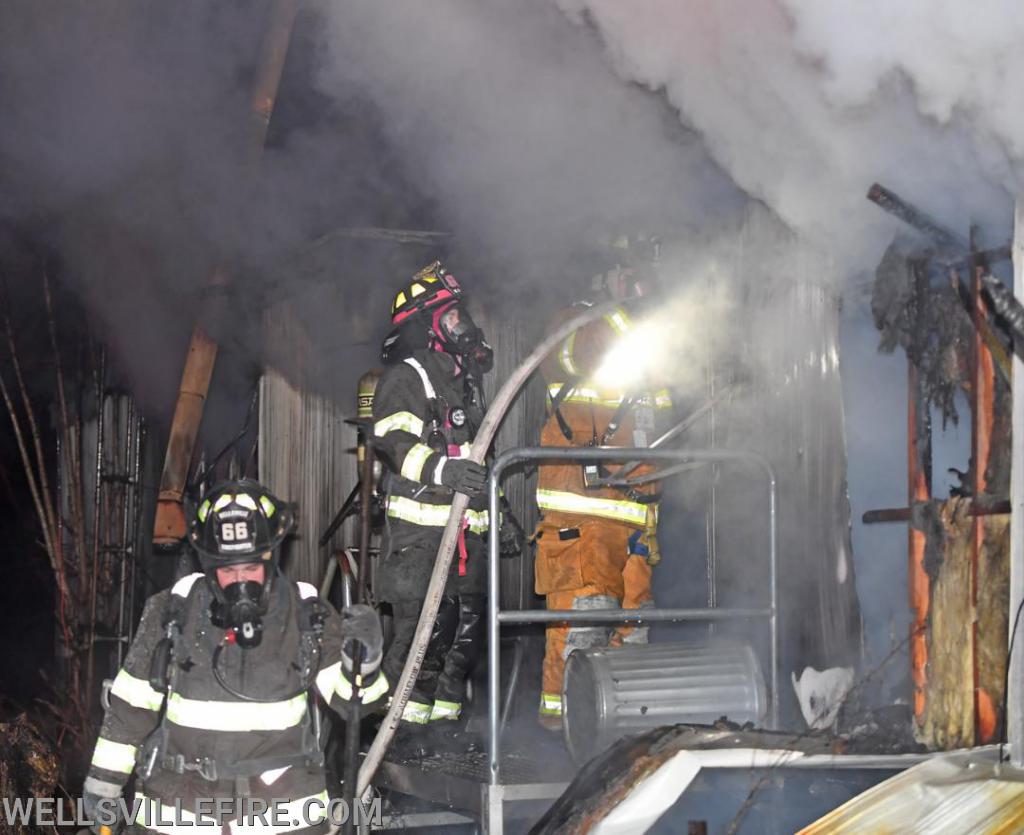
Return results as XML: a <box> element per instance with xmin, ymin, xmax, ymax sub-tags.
<box><xmin>867</xmin><ymin>183</ymin><xmax>967</xmax><ymax>252</ymax></box>
<box><xmin>863</xmin><ymin>500</ymin><xmax>1011</xmax><ymax>524</ymax></box>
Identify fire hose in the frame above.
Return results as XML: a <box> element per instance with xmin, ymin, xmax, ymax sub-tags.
<box><xmin>348</xmin><ymin>300</ymin><xmax>620</xmax><ymax>803</ymax></box>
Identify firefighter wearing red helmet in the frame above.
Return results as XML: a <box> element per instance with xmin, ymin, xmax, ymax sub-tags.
<box><xmin>81</xmin><ymin>480</ymin><xmax>387</xmax><ymax>833</ymax></box>
<box><xmin>372</xmin><ymin>261</ymin><xmax>494</xmax><ymax>747</ymax></box>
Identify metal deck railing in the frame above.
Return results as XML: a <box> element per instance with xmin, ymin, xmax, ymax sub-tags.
<box><xmin>486</xmin><ymin>446</ymin><xmax>780</xmax><ymax>791</ymax></box>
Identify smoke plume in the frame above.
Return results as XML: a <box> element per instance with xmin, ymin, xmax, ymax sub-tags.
<box><xmin>556</xmin><ymin>0</ymin><xmax>1021</xmax><ymax>269</ymax></box>
<box><xmin>313</xmin><ymin>0</ymin><xmax>745</xmax><ymax>292</ymax></box>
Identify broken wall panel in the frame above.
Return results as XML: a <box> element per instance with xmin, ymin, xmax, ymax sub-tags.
<box><xmin>918</xmin><ymin>497</ymin><xmax>1008</xmax><ymax>749</ymax></box>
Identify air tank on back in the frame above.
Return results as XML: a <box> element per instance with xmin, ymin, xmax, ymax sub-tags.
<box><xmin>356</xmin><ymin>368</ymin><xmax>383</xmax><ymax>482</ymax></box>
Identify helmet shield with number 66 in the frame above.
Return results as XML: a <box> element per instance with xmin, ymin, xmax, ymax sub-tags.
<box><xmin>187</xmin><ymin>480</ymin><xmax>295</xmax><ymax>617</ymax></box>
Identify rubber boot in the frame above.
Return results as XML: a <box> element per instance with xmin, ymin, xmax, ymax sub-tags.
<box><xmin>433</xmin><ymin>594</ymin><xmax>485</xmax><ymax>708</ymax></box>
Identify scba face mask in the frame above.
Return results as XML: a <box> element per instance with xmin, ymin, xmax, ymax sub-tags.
<box><xmin>210</xmin><ymin>578</ymin><xmax>268</xmax><ymax>648</ymax></box>
<box><xmin>434</xmin><ymin>304</ymin><xmax>493</xmax><ymax>374</ymax></box>
<box><xmin>188</xmin><ymin>482</ymin><xmax>294</xmax><ymax>649</ymax></box>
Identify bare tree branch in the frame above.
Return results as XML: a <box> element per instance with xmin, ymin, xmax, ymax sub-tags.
<box><xmin>1</xmin><ymin>282</ymin><xmax>59</xmax><ymax>550</ymax></box>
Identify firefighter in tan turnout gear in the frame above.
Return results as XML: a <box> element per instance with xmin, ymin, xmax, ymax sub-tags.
<box><xmin>81</xmin><ymin>480</ymin><xmax>388</xmax><ymax>834</ymax></box>
<box><xmin>535</xmin><ymin>246</ymin><xmax>672</xmax><ymax>726</ymax></box>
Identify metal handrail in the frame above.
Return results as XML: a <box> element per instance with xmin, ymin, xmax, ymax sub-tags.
<box><xmin>486</xmin><ymin>446</ymin><xmax>779</xmax><ymax>786</ymax></box>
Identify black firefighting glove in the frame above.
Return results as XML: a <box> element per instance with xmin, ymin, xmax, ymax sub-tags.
<box><xmin>340</xmin><ymin>603</ymin><xmax>384</xmax><ymax>676</ymax></box>
<box><xmin>499</xmin><ymin>507</ymin><xmax>524</xmax><ymax>559</ymax></box>
<box><xmin>439</xmin><ymin>458</ymin><xmax>488</xmax><ymax>498</ymax></box>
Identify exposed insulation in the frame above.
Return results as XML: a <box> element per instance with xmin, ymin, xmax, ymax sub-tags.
<box><xmin>918</xmin><ymin>497</ymin><xmax>1009</xmax><ymax>749</ymax></box>
<box><xmin>976</xmin><ymin>511</ymin><xmax>1010</xmax><ymax>743</ymax></box>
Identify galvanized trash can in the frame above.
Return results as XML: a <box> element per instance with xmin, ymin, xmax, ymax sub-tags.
<box><xmin>562</xmin><ymin>640</ymin><xmax>767</xmax><ymax>763</ymax></box>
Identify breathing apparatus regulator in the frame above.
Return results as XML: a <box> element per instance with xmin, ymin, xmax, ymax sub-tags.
<box><xmin>187</xmin><ymin>480</ymin><xmax>295</xmax><ymax>649</ymax></box>
<box><xmin>382</xmin><ymin>260</ymin><xmax>493</xmax><ymax>377</ymax></box>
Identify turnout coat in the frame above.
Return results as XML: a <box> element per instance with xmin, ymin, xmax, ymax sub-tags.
<box><xmin>371</xmin><ymin>349</ymin><xmax>489</xmax><ymax>601</ymax></box>
<box><xmin>84</xmin><ymin>572</ymin><xmax>387</xmax><ymax>833</ymax></box>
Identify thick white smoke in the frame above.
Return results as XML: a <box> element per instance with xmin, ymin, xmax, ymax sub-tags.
<box><xmin>314</xmin><ymin>0</ymin><xmax>745</xmax><ymax>288</ymax></box>
<box><xmin>557</xmin><ymin>0</ymin><xmax>1021</xmax><ymax>270</ymax></box>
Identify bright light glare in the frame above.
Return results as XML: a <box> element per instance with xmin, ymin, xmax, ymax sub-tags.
<box><xmin>593</xmin><ymin>328</ymin><xmax>657</xmax><ymax>388</ymax></box>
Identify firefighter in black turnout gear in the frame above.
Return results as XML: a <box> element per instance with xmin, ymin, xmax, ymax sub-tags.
<box><xmin>82</xmin><ymin>480</ymin><xmax>388</xmax><ymax>834</ymax></box>
<box><xmin>373</xmin><ymin>261</ymin><xmax>493</xmax><ymax>734</ymax></box>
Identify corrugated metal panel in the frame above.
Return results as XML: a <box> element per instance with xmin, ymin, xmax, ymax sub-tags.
<box><xmin>258</xmin><ymin>299</ymin><xmax>359</xmax><ymax>585</ymax></box>
<box><xmin>479</xmin><ymin>311</ymin><xmax>546</xmax><ymax>610</ymax></box>
<box><xmin>259</xmin><ymin>368</ymin><xmax>358</xmax><ymax>585</ymax></box>
<box><xmin>799</xmin><ymin>751</ymin><xmax>1024</xmax><ymax>834</ymax></box>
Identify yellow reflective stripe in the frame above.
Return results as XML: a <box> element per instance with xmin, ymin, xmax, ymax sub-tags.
<box><xmin>387</xmin><ymin>496</ymin><xmax>452</xmax><ymax>526</ymax></box>
<box><xmin>315</xmin><ymin>660</ymin><xmax>342</xmax><ymax>702</ymax></box>
<box><xmin>374</xmin><ymin>411</ymin><xmax>424</xmax><ymax>438</ymax></box>
<box><xmin>337</xmin><ymin>670</ymin><xmax>390</xmax><ymax>704</ymax></box>
<box><xmin>387</xmin><ymin>496</ymin><xmax>490</xmax><ymax>531</ymax></box>
<box><xmin>459</xmin><ymin>442</ymin><xmax>472</xmax><ymax>457</ymax></box>
<box><xmin>402</xmin><ymin>700</ymin><xmax>433</xmax><ymax>724</ymax></box>
<box><xmin>430</xmin><ymin>699</ymin><xmax>461</xmax><ymax>721</ymax></box>
<box><xmin>547</xmin><ymin>383</ymin><xmax>672</xmax><ymax>409</ymax></box>
<box><xmin>539</xmin><ymin>693</ymin><xmax>562</xmax><ymax>716</ymax></box>
<box><xmin>536</xmin><ymin>488</ymin><xmax>647</xmax><ymax>525</ymax></box>
<box><xmin>604</xmin><ymin>308</ymin><xmax>633</xmax><ymax>334</ymax></box>
<box><xmin>166</xmin><ymin>692</ymin><xmax>307</xmax><ymax>731</ymax></box>
<box><xmin>558</xmin><ymin>331</ymin><xmax>578</xmax><ymax>377</ymax></box>
<box><xmin>91</xmin><ymin>737</ymin><xmax>137</xmax><ymax>774</ymax></box>
<box><xmin>401</xmin><ymin>443</ymin><xmax>435</xmax><ymax>481</ymax></box>
<box><xmin>547</xmin><ymin>383</ymin><xmax>624</xmax><ymax>408</ymax></box>
<box><xmin>465</xmin><ymin>508</ymin><xmax>490</xmax><ymax>534</ymax></box>
<box><xmin>110</xmin><ymin>669</ymin><xmax>164</xmax><ymax>712</ymax></box>
<box><xmin>361</xmin><ymin>671</ymin><xmax>390</xmax><ymax>704</ymax></box>
<box><xmin>234</xmin><ymin>493</ymin><xmax>258</xmax><ymax>511</ymax></box>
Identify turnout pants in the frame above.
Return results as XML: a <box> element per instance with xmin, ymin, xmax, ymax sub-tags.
<box><xmin>385</xmin><ymin>594</ymin><xmax>485</xmax><ymax>724</ymax></box>
<box><xmin>535</xmin><ymin>519</ymin><xmax>653</xmax><ymax>719</ymax></box>
<box><xmin>379</xmin><ymin>519</ymin><xmax>487</xmax><ymax>725</ymax></box>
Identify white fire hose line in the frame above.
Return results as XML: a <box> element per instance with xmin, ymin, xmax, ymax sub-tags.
<box><xmin>345</xmin><ymin>300</ymin><xmax>622</xmax><ymax>813</ymax></box>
